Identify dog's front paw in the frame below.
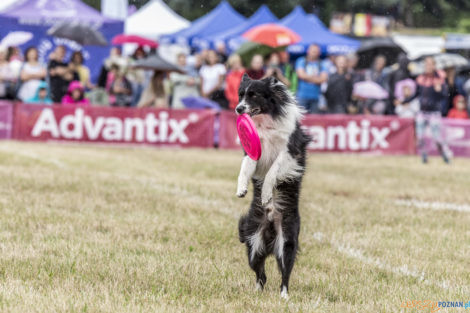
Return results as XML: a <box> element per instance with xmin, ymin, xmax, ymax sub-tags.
<box><xmin>236</xmin><ymin>185</ymin><xmax>247</xmax><ymax>198</ymax></box>
<box><xmin>261</xmin><ymin>190</ymin><xmax>272</xmax><ymax>206</ymax></box>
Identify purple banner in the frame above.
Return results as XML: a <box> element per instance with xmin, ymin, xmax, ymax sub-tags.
<box><xmin>0</xmin><ymin>101</ymin><xmax>13</xmax><ymax>140</ymax></box>
<box><xmin>424</xmin><ymin>118</ymin><xmax>470</xmax><ymax>157</ymax></box>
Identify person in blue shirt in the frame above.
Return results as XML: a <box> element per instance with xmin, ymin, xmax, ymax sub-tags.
<box><xmin>295</xmin><ymin>44</ymin><xmax>328</xmax><ymax>113</ymax></box>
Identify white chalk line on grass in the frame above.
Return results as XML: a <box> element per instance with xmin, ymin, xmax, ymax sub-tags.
<box><xmin>312</xmin><ymin>232</ymin><xmax>454</xmax><ymax>291</ymax></box>
<box><xmin>0</xmin><ymin>145</ymin><xmax>66</xmax><ymax>168</ymax></box>
<box><xmin>396</xmin><ymin>199</ymin><xmax>470</xmax><ymax>213</ymax></box>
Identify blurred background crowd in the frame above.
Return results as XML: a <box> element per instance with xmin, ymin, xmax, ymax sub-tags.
<box><xmin>1</xmin><ymin>42</ymin><xmax>469</xmax><ymax>121</ymax></box>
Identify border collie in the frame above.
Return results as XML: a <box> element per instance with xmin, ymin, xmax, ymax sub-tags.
<box><xmin>235</xmin><ymin>73</ymin><xmax>310</xmax><ymax>299</ymax></box>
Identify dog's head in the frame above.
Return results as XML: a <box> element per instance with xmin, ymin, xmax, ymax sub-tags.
<box><xmin>235</xmin><ymin>73</ymin><xmax>290</xmax><ymax>119</ymax></box>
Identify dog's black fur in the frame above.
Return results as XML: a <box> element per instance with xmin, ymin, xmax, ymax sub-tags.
<box><xmin>235</xmin><ymin>73</ymin><xmax>310</xmax><ymax>298</ymax></box>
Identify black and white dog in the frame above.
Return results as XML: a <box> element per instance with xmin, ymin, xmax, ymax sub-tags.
<box><xmin>236</xmin><ymin>73</ymin><xmax>310</xmax><ymax>299</ymax></box>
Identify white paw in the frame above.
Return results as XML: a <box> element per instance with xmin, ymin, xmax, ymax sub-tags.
<box><xmin>280</xmin><ymin>286</ymin><xmax>289</xmax><ymax>300</ymax></box>
<box><xmin>255</xmin><ymin>282</ymin><xmax>263</xmax><ymax>292</ymax></box>
<box><xmin>261</xmin><ymin>190</ymin><xmax>272</xmax><ymax>206</ymax></box>
<box><xmin>236</xmin><ymin>186</ymin><xmax>247</xmax><ymax>198</ymax></box>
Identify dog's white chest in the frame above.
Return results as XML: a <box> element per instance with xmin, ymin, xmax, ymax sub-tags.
<box><xmin>253</xmin><ymin>117</ymin><xmax>286</xmax><ymax>178</ymax></box>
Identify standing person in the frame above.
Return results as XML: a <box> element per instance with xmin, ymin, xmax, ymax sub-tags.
<box><xmin>265</xmin><ymin>52</ymin><xmax>290</xmax><ymax>86</ymax></box>
<box><xmin>0</xmin><ymin>46</ymin><xmax>16</xmax><ymax>99</ymax></box>
<box><xmin>127</xmin><ymin>46</ymin><xmax>147</xmax><ymax>107</ymax></box>
<box><xmin>69</xmin><ymin>51</ymin><xmax>92</xmax><ymax>89</ymax></box>
<box><xmin>97</xmin><ymin>47</ymin><xmax>126</xmax><ymax>88</ymax></box>
<box><xmin>225</xmin><ymin>54</ymin><xmax>245</xmax><ymax>110</ymax></box>
<box><xmin>17</xmin><ymin>47</ymin><xmax>46</xmax><ymax>102</ymax></box>
<box><xmin>325</xmin><ymin>55</ymin><xmax>352</xmax><ymax>114</ymax></box>
<box><xmin>405</xmin><ymin>56</ymin><xmax>451</xmax><ymax>163</ymax></box>
<box><xmin>388</xmin><ymin>53</ymin><xmax>410</xmax><ymax>115</ymax></box>
<box><xmin>169</xmin><ymin>53</ymin><xmax>200</xmax><ymax>109</ymax></box>
<box><xmin>48</xmin><ymin>45</ymin><xmax>78</xmax><ymax>103</ymax></box>
<box><xmin>364</xmin><ymin>55</ymin><xmax>388</xmax><ymax>115</ymax></box>
<box><xmin>245</xmin><ymin>54</ymin><xmax>265</xmax><ymax>80</ymax></box>
<box><xmin>443</xmin><ymin>67</ymin><xmax>458</xmax><ymax>117</ymax></box>
<box><xmin>280</xmin><ymin>51</ymin><xmax>298</xmax><ymax>93</ymax></box>
<box><xmin>137</xmin><ymin>70</ymin><xmax>169</xmax><ymax>108</ymax></box>
<box><xmin>109</xmin><ymin>66</ymin><xmax>133</xmax><ymax>107</ymax></box>
<box><xmin>295</xmin><ymin>44</ymin><xmax>328</xmax><ymax>113</ymax></box>
<box><xmin>199</xmin><ymin>49</ymin><xmax>227</xmax><ymax>108</ymax></box>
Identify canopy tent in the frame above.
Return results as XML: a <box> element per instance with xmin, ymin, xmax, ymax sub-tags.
<box><xmin>125</xmin><ymin>0</ymin><xmax>190</xmax><ymax>40</ymax></box>
<box><xmin>281</xmin><ymin>6</ymin><xmax>359</xmax><ymax>55</ymax></box>
<box><xmin>206</xmin><ymin>4</ymin><xmax>278</xmax><ymax>51</ymax></box>
<box><xmin>160</xmin><ymin>1</ymin><xmax>245</xmax><ymax>48</ymax></box>
<box><xmin>0</xmin><ymin>0</ymin><xmax>16</xmax><ymax>12</ymax></box>
<box><xmin>0</xmin><ymin>0</ymin><xmax>123</xmax><ymax>82</ymax></box>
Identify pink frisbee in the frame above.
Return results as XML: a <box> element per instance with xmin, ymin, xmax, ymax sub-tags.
<box><xmin>237</xmin><ymin>113</ymin><xmax>262</xmax><ymax>160</ymax></box>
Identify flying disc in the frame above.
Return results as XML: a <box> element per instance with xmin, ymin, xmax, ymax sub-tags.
<box><xmin>237</xmin><ymin>113</ymin><xmax>262</xmax><ymax>160</ymax></box>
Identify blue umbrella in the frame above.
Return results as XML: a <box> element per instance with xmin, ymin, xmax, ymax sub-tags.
<box><xmin>182</xmin><ymin>97</ymin><xmax>221</xmax><ymax>111</ymax></box>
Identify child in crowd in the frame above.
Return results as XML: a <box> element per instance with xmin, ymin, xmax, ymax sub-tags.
<box><xmin>447</xmin><ymin>95</ymin><xmax>468</xmax><ymax>119</ymax></box>
<box><xmin>394</xmin><ymin>84</ymin><xmax>419</xmax><ymax>118</ymax></box>
<box><xmin>61</xmin><ymin>81</ymin><xmax>90</xmax><ymax>106</ymax></box>
<box><xmin>26</xmin><ymin>81</ymin><xmax>52</xmax><ymax>105</ymax></box>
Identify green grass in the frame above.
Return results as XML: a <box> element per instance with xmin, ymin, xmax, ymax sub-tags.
<box><xmin>0</xmin><ymin>141</ymin><xmax>469</xmax><ymax>312</ymax></box>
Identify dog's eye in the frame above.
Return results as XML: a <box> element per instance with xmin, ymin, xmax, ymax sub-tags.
<box><xmin>239</xmin><ymin>91</ymin><xmax>244</xmax><ymax>98</ymax></box>
<box><xmin>248</xmin><ymin>91</ymin><xmax>255</xmax><ymax>98</ymax></box>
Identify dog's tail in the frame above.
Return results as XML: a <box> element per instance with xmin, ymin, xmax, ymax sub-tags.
<box><xmin>238</xmin><ymin>215</ymin><xmax>248</xmax><ymax>243</ymax></box>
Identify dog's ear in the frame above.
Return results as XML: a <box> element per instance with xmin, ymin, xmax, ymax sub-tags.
<box><xmin>263</xmin><ymin>76</ymin><xmax>279</xmax><ymax>86</ymax></box>
<box><xmin>241</xmin><ymin>73</ymin><xmax>251</xmax><ymax>82</ymax></box>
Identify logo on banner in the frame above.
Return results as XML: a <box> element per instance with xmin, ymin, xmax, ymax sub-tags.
<box><xmin>304</xmin><ymin>119</ymin><xmax>399</xmax><ymax>150</ymax></box>
<box><xmin>31</xmin><ymin>108</ymin><xmax>197</xmax><ymax>144</ymax></box>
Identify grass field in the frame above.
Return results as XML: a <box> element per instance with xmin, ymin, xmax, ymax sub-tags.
<box><xmin>0</xmin><ymin>141</ymin><xmax>470</xmax><ymax>312</ymax></box>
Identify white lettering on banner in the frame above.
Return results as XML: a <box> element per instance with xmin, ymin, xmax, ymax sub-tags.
<box><xmin>31</xmin><ymin>108</ymin><xmax>194</xmax><ymax>144</ymax></box>
<box><xmin>305</xmin><ymin>120</ymin><xmax>396</xmax><ymax>150</ymax></box>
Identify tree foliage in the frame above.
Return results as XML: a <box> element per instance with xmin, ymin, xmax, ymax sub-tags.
<box><xmin>84</xmin><ymin>0</ymin><xmax>470</xmax><ymax>28</ymax></box>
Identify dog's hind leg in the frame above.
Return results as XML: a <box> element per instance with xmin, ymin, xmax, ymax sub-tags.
<box><xmin>249</xmin><ymin>252</ymin><xmax>267</xmax><ymax>291</ymax></box>
<box><xmin>274</xmin><ymin>218</ymin><xmax>299</xmax><ymax>300</ymax></box>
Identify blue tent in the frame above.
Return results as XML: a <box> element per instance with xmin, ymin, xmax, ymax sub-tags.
<box><xmin>160</xmin><ymin>1</ymin><xmax>245</xmax><ymax>48</ymax></box>
<box><xmin>0</xmin><ymin>0</ymin><xmax>123</xmax><ymax>83</ymax></box>
<box><xmin>208</xmin><ymin>5</ymin><xmax>278</xmax><ymax>51</ymax></box>
<box><xmin>281</xmin><ymin>6</ymin><xmax>359</xmax><ymax>55</ymax></box>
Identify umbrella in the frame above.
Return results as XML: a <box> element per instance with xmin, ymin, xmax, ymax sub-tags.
<box><xmin>181</xmin><ymin>96</ymin><xmax>221</xmax><ymax>111</ymax></box>
<box><xmin>357</xmin><ymin>37</ymin><xmax>405</xmax><ymax>69</ymax></box>
<box><xmin>409</xmin><ymin>53</ymin><xmax>469</xmax><ymax>76</ymax></box>
<box><xmin>236</xmin><ymin>41</ymin><xmax>286</xmax><ymax>67</ymax></box>
<box><xmin>132</xmin><ymin>54</ymin><xmax>185</xmax><ymax>72</ymax></box>
<box><xmin>47</xmin><ymin>22</ymin><xmax>107</xmax><ymax>46</ymax></box>
<box><xmin>394</xmin><ymin>78</ymin><xmax>416</xmax><ymax>101</ymax></box>
<box><xmin>353</xmin><ymin>81</ymin><xmax>388</xmax><ymax>100</ymax></box>
<box><xmin>112</xmin><ymin>34</ymin><xmax>159</xmax><ymax>48</ymax></box>
<box><xmin>0</xmin><ymin>31</ymin><xmax>33</xmax><ymax>47</ymax></box>
<box><xmin>242</xmin><ymin>23</ymin><xmax>301</xmax><ymax>48</ymax></box>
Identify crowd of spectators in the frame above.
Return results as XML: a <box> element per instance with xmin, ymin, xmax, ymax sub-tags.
<box><xmin>0</xmin><ymin>42</ymin><xmax>469</xmax><ymax>122</ymax></box>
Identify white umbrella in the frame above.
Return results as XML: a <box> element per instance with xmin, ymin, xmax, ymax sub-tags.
<box><xmin>353</xmin><ymin>81</ymin><xmax>389</xmax><ymax>100</ymax></box>
<box><xmin>0</xmin><ymin>31</ymin><xmax>33</xmax><ymax>47</ymax></box>
<box><xmin>409</xmin><ymin>53</ymin><xmax>469</xmax><ymax>76</ymax></box>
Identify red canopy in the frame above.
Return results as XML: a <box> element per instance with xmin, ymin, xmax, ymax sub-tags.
<box><xmin>112</xmin><ymin>34</ymin><xmax>159</xmax><ymax>48</ymax></box>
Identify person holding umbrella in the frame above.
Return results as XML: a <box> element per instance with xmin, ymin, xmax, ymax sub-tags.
<box><xmin>295</xmin><ymin>44</ymin><xmax>328</xmax><ymax>114</ymax></box>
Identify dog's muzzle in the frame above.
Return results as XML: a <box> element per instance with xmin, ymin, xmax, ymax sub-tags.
<box><xmin>235</xmin><ymin>104</ymin><xmax>247</xmax><ymax>115</ymax></box>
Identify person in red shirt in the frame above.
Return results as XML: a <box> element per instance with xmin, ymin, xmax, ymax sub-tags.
<box><xmin>225</xmin><ymin>54</ymin><xmax>245</xmax><ymax>110</ymax></box>
<box><xmin>447</xmin><ymin>94</ymin><xmax>468</xmax><ymax>119</ymax></box>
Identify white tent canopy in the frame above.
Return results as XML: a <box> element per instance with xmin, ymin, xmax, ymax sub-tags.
<box><xmin>0</xmin><ymin>0</ymin><xmax>17</xmax><ymax>11</ymax></box>
<box><xmin>125</xmin><ymin>0</ymin><xmax>190</xmax><ymax>40</ymax></box>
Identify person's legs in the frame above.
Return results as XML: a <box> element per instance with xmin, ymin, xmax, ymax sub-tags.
<box><xmin>415</xmin><ymin>112</ymin><xmax>428</xmax><ymax>163</ymax></box>
<box><xmin>429</xmin><ymin>112</ymin><xmax>451</xmax><ymax>163</ymax></box>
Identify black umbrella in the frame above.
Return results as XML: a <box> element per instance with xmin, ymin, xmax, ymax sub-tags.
<box><xmin>357</xmin><ymin>37</ymin><xmax>405</xmax><ymax>69</ymax></box>
<box><xmin>132</xmin><ymin>54</ymin><xmax>185</xmax><ymax>73</ymax></box>
<box><xmin>47</xmin><ymin>21</ymin><xmax>108</xmax><ymax>46</ymax></box>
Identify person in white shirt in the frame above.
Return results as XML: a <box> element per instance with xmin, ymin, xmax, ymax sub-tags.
<box><xmin>199</xmin><ymin>50</ymin><xmax>226</xmax><ymax>100</ymax></box>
